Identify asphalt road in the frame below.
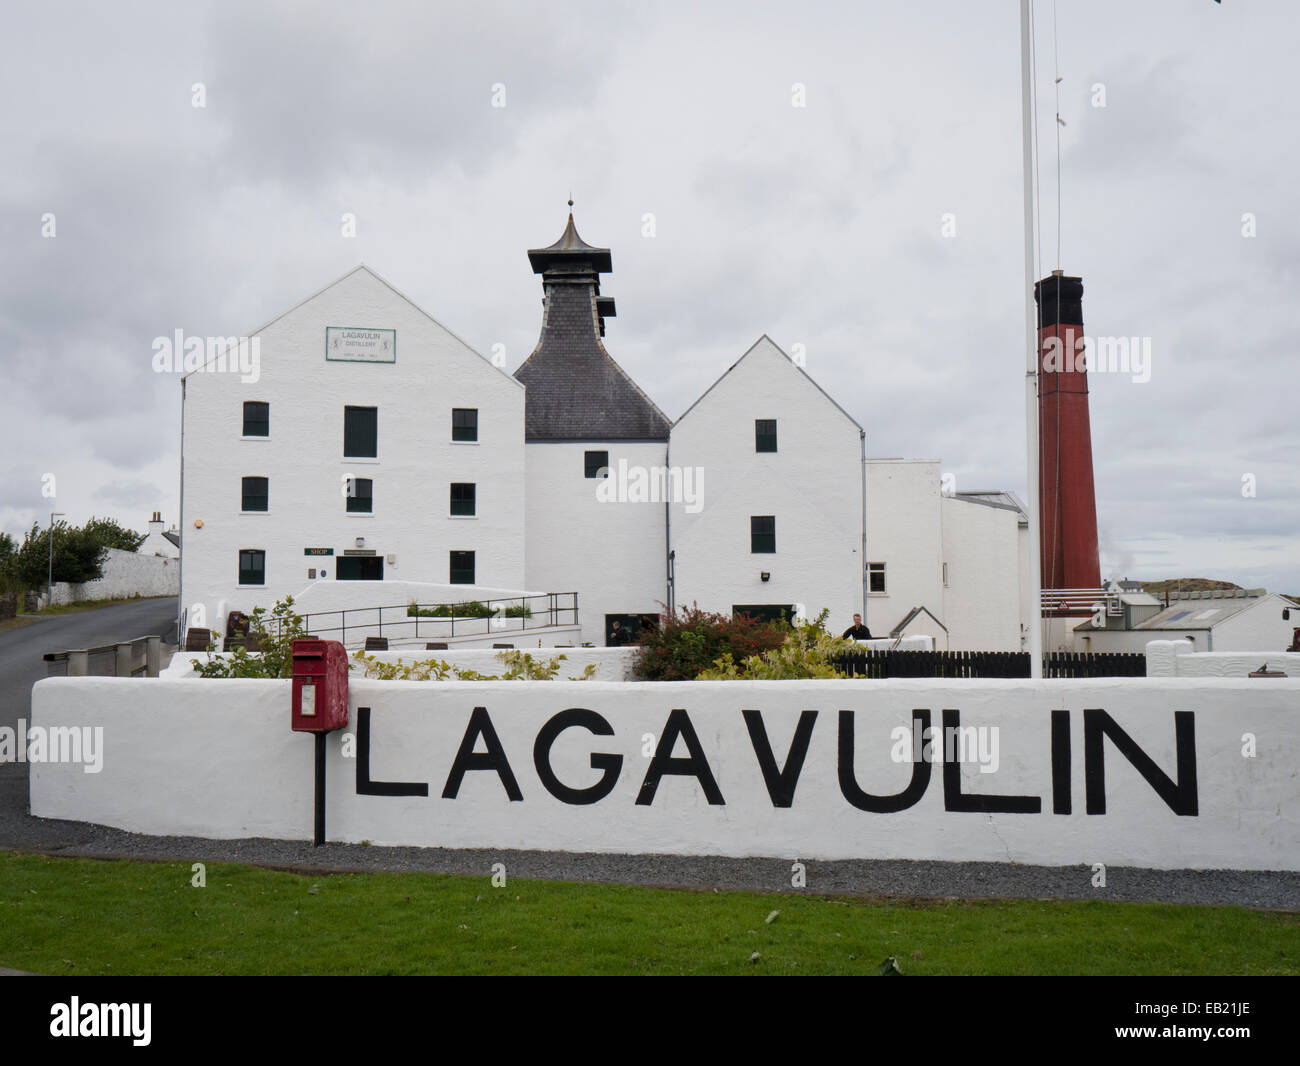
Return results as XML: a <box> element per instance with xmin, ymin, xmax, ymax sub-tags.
<box><xmin>0</xmin><ymin>597</ymin><xmax>176</xmax><ymax>848</ymax></box>
<box><xmin>1</xmin><ymin>600</ymin><xmax>1296</xmax><ymax>908</ymax></box>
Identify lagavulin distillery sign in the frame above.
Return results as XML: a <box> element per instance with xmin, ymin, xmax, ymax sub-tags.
<box><xmin>325</xmin><ymin>327</ymin><xmax>396</xmax><ymax>363</ymax></box>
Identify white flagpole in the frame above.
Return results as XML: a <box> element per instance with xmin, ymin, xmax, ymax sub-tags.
<box><xmin>1021</xmin><ymin>0</ymin><xmax>1043</xmax><ymax>678</ymax></box>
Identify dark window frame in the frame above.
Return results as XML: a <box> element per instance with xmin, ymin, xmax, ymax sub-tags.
<box><xmin>345</xmin><ymin>477</ymin><xmax>374</xmax><ymax>513</ymax></box>
<box><xmin>751</xmin><ymin>515</ymin><xmax>776</xmax><ymax>553</ymax></box>
<box><xmin>755</xmin><ymin>419</ymin><xmax>778</xmax><ymax>453</ymax></box>
<box><xmin>343</xmin><ymin>406</ymin><xmax>378</xmax><ymax>458</ymax></box>
<box><xmin>450</xmin><ymin>482</ymin><xmax>476</xmax><ymax>516</ymax></box>
<box><xmin>449</xmin><ymin>550</ymin><xmax>476</xmax><ymax>585</ymax></box>
<box><xmin>238</xmin><ymin>549</ymin><xmax>265</xmax><ymax>586</ymax></box>
<box><xmin>242</xmin><ymin>401</ymin><xmax>269</xmax><ymax>437</ymax></box>
<box><xmin>240</xmin><ymin>476</ymin><xmax>268</xmax><ymax>512</ymax></box>
<box><xmin>585</xmin><ymin>450</ymin><xmax>610</xmax><ymax>479</ymax></box>
<box><xmin>452</xmin><ymin>408</ymin><xmax>478</xmax><ymax>442</ymax></box>
<box><xmin>868</xmin><ymin>562</ymin><xmax>887</xmax><ymax>594</ymax></box>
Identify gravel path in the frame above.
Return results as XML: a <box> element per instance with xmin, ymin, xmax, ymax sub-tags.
<box><xmin>5</xmin><ymin>813</ymin><xmax>1298</xmax><ymax>910</ymax></box>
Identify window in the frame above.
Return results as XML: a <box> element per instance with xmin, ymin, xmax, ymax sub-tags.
<box><xmin>241</xmin><ymin>476</ymin><xmax>268</xmax><ymax>512</ymax></box>
<box><xmin>344</xmin><ymin>406</ymin><xmax>377</xmax><ymax>457</ymax></box>
<box><xmin>755</xmin><ymin>419</ymin><xmax>777</xmax><ymax>453</ymax></box>
<box><xmin>450</xmin><ymin>482</ymin><xmax>476</xmax><ymax>516</ymax></box>
<box><xmin>238</xmin><ymin>549</ymin><xmax>265</xmax><ymax>586</ymax></box>
<box><xmin>346</xmin><ymin>477</ymin><xmax>373</xmax><ymax>513</ymax></box>
<box><xmin>450</xmin><ymin>550</ymin><xmax>475</xmax><ymax>585</ymax></box>
<box><xmin>868</xmin><ymin>562</ymin><xmax>887</xmax><ymax>593</ymax></box>
<box><xmin>733</xmin><ymin>604</ymin><xmax>796</xmax><ymax>625</ymax></box>
<box><xmin>242</xmin><ymin>401</ymin><xmax>269</xmax><ymax>437</ymax></box>
<box><xmin>585</xmin><ymin>450</ymin><xmax>609</xmax><ymax>479</ymax></box>
<box><xmin>751</xmin><ymin>515</ymin><xmax>775</xmax><ymax>553</ymax></box>
<box><xmin>452</xmin><ymin>408</ymin><xmax>478</xmax><ymax>442</ymax></box>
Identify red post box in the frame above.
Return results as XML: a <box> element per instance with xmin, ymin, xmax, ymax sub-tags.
<box><xmin>292</xmin><ymin>638</ymin><xmax>349</xmax><ymax>733</ymax></box>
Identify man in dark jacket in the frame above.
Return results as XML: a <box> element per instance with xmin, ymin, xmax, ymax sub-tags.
<box><xmin>841</xmin><ymin>613</ymin><xmax>873</xmax><ymax>640</ymax></box>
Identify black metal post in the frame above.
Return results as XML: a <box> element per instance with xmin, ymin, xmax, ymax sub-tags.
<box><xmin>314</xmin><ymin>731</ymin><xmax>327</xmax><ymax>847</ymax></box>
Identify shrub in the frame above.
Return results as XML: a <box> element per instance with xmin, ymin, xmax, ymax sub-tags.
<box><xmin>407</xmin><ymin>600</ymin><xmax>532</xmax><ymax>619</ymax></box>
<box><xmin>192</xmin><ymin>596</ymin><xmax>306</xmax><ymax>678</ymax></box>
<box><xmin>697</xmin><ymin>609</ymin><xmax>858</xmax><ymax>680</ymax></box>
<box><xmin>631</xmin><ymin>604</ymin><xmax>789</xmax><ymax>681</ymax></box>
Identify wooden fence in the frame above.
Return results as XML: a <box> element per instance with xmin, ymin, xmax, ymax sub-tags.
<box><xmin>834</xmin><ymin>649</ymin><xmax>1146</xmax><ymax>679</ymax></box>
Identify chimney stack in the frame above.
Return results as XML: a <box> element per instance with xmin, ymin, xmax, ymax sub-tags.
<box><xmin>1035</xmin><ymin>271</ymin><xmax>1101</xmax><ymax>593</ymax></box>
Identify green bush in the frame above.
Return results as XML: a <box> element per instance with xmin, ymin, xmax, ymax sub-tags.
<box><xmin>631</xmin><ymin>604</ymin><xmax>789</xmax><ymax>681</ymax></box>
<box><xmin>192</xmin><ymin>597</ymin><xmax>306</xmax><ymax>678</ymax></box>
<box><xmin>697</xmin><ymin>610</ymin><xmax>858</xmax><ymax>680</ymax></box>
<box><xmin>407</xmin><ymin>600</ymin><xmax>532</xmax><ymax>619</ymax></box>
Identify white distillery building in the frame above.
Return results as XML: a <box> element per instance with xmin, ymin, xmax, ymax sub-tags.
<box><xmin>177</xmin><ymin>211</ymin><xmax>1031</xmax><ymax>650</ymax></box>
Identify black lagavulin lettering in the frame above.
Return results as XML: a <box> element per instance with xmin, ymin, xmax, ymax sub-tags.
<box><xmin>533</xmin><ymin>708</ymin><xmax>623</xmax><ymax>805</ymax></box>
<box><xmin>636</xmin><ymin>708</ymin><xmax>725</xmax><ymax>806</ymax></box>
<box><xmin>742</xmin><ymin>709</ymin><xmax>818</xmax><ymax>808</ymax></box>
<box><xmin>838</xmin><ymin>708</ymin><xmax>931</xmax><ymax>812</ymax></box>
<box><xmin>1051</xmin><ymin>709</ymin><xmax>1071</xmax><ymax>814</ymax></box>
<box><xmin>942</xmin><ymin>709</ymin><xmax>1041</xmax><ymax>813</ymax></box>
<box><xmin>355</xmin><ymin>706</ymin><xmax>429</xmax><ymax>797</ymax></box>
<box><xmin>1083</xmin><ymin>708</ymin><xmax>1197</xmax><ymax>816</ymax></box>
<box><xmin>442</xmin><ymin>706</ymin><xmax>523</xmax><ymax>801</ymax></box>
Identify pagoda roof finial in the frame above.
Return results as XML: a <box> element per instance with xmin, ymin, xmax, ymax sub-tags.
<box><xmin>528</xmin><ymin>205</ymin><xmax>611</xmax><ymax>275</ymax></box>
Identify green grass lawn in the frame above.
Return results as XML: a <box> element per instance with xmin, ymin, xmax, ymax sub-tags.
<box><xmin>0</xmin><ymin>852</ymin><xmax>1295</xmax><ymax>976</ymax></box>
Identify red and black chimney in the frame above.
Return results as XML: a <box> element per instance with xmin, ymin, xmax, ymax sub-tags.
<box><xmin>1035</xmin><ymin>270</ymin><xmax>1101</xmax><ymax>592</ymax></box>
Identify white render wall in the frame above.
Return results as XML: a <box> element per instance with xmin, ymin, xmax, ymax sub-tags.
<box><xmin>669</xmin><ymin>337</ymin><xmax>863</xmax><ymax>631</ymax></box>
<box><xmin>1213</xmin><ymin>596</ymin><xmax>1298</xmax><ymax>652</ymax></box>
<box><xmin>865</xmin><ymin>459</ymin><xmax>944</xmax><ymax>638</ymax></box>
<box><xmin>180</xmin><ymin>267</ymin><xmax>526</xmax><ymax>637</ymax></box>
<box><xmin>524</xmin><ymin>440</ymin><xmax>668</xmax><ymax>645</ymax></box>
<box><xmin>30</xmin><ymin>675</ymin><xmax>1300</xmax><ymax>870</ymax></box>
<box><xmin>1144</xmin><ymin>639</ymin><xmax>1300</xmax><ymax>678</ymax></box>
<box><xmin>940</xmin><ymin>498</ymin><xmax>1022</xmax><ymax>651</ymax></box>
<box><xmin>45</xmin><ymin>547</ymin><xmax>179</xmax><ymax>607</ymax></box>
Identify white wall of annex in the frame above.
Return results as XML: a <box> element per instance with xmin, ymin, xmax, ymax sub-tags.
<box><xmin>524</xmin><ymin>440</ymin><xmax>668</xmax><ymax>644</ymax></box>
<box><xmin>941</xmin><ymin>498</ymin><xmax>1022</xmax><ymax>651</ymax></box>
<box><xmin>864</xmin><ymin>459</ymin><xmax>943</xmax><ymax>638</ymax></box>
<box><xmin>669</xmin><ymin>338</ymin><xmax>863</xmax><ymax>631</ymax></box>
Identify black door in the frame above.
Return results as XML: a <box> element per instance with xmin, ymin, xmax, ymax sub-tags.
<box><xmin>336</xmin><ymin>556</ymin><xmax>384</xmax><ymax>580</ymax></box>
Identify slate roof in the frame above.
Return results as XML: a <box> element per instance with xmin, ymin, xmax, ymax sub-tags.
<box><xmin>514</xmin><ymin>213</ymin><xmax>671</xmax><ymax>442</ymax></box>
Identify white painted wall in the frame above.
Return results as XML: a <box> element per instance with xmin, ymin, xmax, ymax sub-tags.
<box><xmin>865</xmin><ymin>459</ymin><xmax>943</xmax><ymax>638</ymax></box>
<box><xmin>524</xmin><ymin>440</ymin><xmax>667</xmax><ymax>645</ymax></box>
<box><xmin>1145</xmin><ymin>639</ymin><xmax>1300</xmax><ymax>678</ymax></box>
<box><xmin>940</xmin><ymin>497</ymin><xmax>1021</xmax><ymax>651</ymax></box>
<box><xmin>1213</xmin><ymin>596</ymin><xmax>1298</xmax><ymax>652</ymax></box>
<box><xmin>31</xmin><ymin>676</ymin><xmax>1299</xmax><ymax>870</ymax></box>
<box><xmin>180</xmin><ymin>266</ymin><xmax>526</xmax><ymax>637</ymax></box>
<box><xmin>670</xmin><ymin>337</ymin><xmax>863</xmax><ymax>633</ymax></box>
<box><xmin>45</xmin><ymin>547</ymin><xmax>179</xmax><ymax>607</ymax></box>
<box><xmin>169</xmin><ymin>646</ymin><xmax>636</xmax><ymax>681</ymax></box>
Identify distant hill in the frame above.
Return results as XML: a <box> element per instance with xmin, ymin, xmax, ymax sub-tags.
<box><xmin>1140</xmin><ymin>578</ymin><xmax>1244</xmax><ymax>596</ymax></box>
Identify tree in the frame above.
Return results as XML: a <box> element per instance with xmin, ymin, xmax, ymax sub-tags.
<box><xmin>8</xmin><ymin>516</ymin><xmax>146</xmax><ymax>588</ymax></box>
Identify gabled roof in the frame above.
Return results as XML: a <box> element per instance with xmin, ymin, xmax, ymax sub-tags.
<box><xmin>182</xmin><ymin>264</ymin><xmax>520</xmax><ymax>388</ymax></box>
<box><xmin>674</xmin><ymin>335</ymin><xmax>863</xmax><ymax>432</ymax></box>
<box><xmin>890</xmin><ymin>604</ymin><xmax>948</xmax><ymax>637</ymax></box>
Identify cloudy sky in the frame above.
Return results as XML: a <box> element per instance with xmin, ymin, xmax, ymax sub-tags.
<box><xmin>2</xmin><ymin>0</ymin><xmax>1296</xmax><ymax>593</ymax></box>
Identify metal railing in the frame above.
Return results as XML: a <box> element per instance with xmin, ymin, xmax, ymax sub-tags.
<box><xmin>1040</xmin><ymin>587</ymin><xmax>1124</xmax><ymax>615</ymax></box>
<box><xmin>259</xmin><ymin>592</ymin><xmax>580</xmax><ymax>646</ymax></box>
<box><xmin>44</xmin><ymin>635</ymin><xmax>162</xmax><ymax>677</ymax></box>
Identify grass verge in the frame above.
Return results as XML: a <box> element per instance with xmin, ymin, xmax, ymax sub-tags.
<box><xmin>0</xmin><ymin>852</ymin><xmax>1296</xmax><ymax>976</ymax></box>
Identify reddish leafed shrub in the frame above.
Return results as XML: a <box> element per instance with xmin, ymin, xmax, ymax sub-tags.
<box><xmin>631</xmin><ymin>603</ymin><xmax>789</xmax><ymax>681</ymax></box>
